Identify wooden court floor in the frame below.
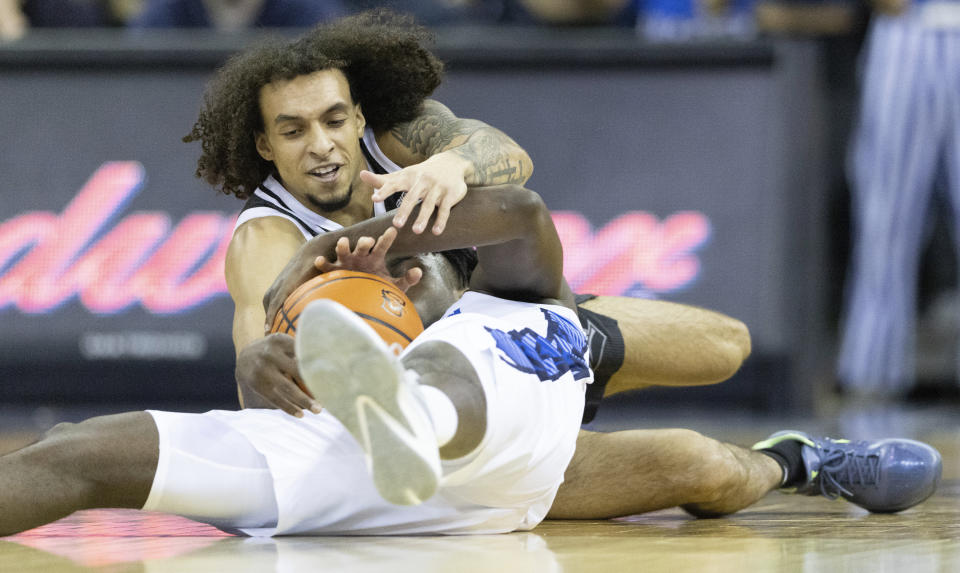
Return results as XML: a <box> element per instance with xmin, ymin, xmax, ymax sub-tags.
<box><xmin>2</xmin><ymin>402</ymin><xmax>959</xmax><ymax>572</ymax></box>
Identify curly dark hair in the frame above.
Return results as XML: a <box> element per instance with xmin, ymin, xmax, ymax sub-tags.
<box><xmin>184</xmin><ymin>10</ymin><xmax>444</xmax><ymax>200</ymax></box>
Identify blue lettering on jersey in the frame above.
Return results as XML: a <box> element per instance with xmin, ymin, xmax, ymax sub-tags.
<box><xmin>485</xmin><ymin>308</ymin><xmax>590</xmax><ymax>381</ymax></box>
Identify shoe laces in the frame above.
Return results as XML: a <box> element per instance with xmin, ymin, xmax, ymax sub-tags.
<box><xmin>815</xmin><ymin>441</ymin><xmax>881</xmax><ymax>499</ymax></box>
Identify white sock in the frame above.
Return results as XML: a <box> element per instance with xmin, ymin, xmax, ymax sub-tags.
<box><xmin>417</xmin><ymin>384</ymin><xmax>458</xmax><ymax>448</ymax></box>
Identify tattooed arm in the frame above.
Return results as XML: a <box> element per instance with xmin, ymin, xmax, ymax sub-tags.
<box><xmin>381</xmin><ymin>99</ymin><xmax>532</xmax><ymax>185</ymax></box>
<box><xmin>364</xmin><ymin>99</ymin><xmax>533</xmax><ymax>235</ymax></box>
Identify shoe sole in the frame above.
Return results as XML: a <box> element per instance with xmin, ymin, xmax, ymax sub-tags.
<box><xmin>295</xmin><ymin>300</ymin><xmax>440</xmax><ymax>506</ymax></box>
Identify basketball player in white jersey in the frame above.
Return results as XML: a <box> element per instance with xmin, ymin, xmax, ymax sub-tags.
<box><xmin>0</xmin><ymin>186</ymin><xmax>591</xmax><ymax>535</ymax></box>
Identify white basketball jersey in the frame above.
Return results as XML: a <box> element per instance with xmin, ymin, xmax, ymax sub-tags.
<box><xmin>175</xmin><ymin>292</ymin><xmax>591</xmax><ymax>536</ymax></box>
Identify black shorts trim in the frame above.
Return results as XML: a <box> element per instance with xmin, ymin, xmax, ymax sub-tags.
<box><xmin>576</xmin><ymin>297</ymin><xmax>626</xmax><ymax>424</ymax></box>
<box><xmin>574</xmin><ymin>293</ymin><xmax>598</xmax><ymax>306</ymax></box>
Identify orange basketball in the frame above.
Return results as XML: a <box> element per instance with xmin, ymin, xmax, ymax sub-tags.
<box><xmin>269</xmin><ymin>270</ymin><xmax>423</xmax><ymax>352</ymax></box>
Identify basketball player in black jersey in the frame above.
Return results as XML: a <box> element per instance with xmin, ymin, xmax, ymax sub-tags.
<box><xmin>187</xmin><ymin>11</ymin><xmax>772</xmax><ymax>519</ymax></box>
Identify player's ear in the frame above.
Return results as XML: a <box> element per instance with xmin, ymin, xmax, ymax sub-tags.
<box><xmin>255</xmin><ymin>132</ymin><xmax>274</xmax><ymax>161</ymax></box>
<box><xmin>355</xmin><ymin>104</ymin><xmax>366</xmax><ymax>137</ymax></box>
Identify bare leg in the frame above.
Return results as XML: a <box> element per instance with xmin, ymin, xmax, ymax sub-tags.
<box><xmin>402</xmin><ymin>340</ymin><xmax>487</xmax><ymax>460</ymax></box>
<box><xmin>548</xmin><ymin>429</ymin><xmax>782</xmax><ymax>519</ymax></box>
<box><xmin>0</xmin><ymin>412</ymin><xmax>158</xmax><ymax>535</ymax></box>
<box><xmin>580</xmin><ymin>296</ymin><xmax>752</xmax><ymax>395</ymax></box>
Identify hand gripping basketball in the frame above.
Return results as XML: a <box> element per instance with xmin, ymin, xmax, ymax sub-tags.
<box><xmin>263</xmin><ymin>228</ymin><xmax>422</xmax><ymax>336</ymax></box>
<box><xmin>269</xmin><ymin>270</ymin><xmax>424</xmax><ymax>354</ymax></box>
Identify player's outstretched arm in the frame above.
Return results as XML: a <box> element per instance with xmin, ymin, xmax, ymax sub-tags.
<box><xmin>264</xmin><ymin>185</ymin><xmax>570</xmax><ymax>325</ymax></box>
<box><xmin>367</xmin><ymin>99</ymin><xmax>534</xmax><ymax>235</ymax></box>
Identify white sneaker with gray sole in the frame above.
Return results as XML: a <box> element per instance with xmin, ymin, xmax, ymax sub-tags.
<box><xmin>295</xmin><ymin>299</ymin><xmax>441</xmax><ymax>506</ymax></box>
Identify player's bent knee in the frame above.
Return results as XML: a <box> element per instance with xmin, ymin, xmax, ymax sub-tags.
<box><xmin>404</xmin><ymin>340</ymin><xmax>487</xmax><ymax>459</ymax></box>
<box><xmin>728</xmin><ymin>318</ymin><xmax>752</xmax><ymax>362</ymax></box>
<box><xmin>736</xmin><ymin>320</ymin><xmax>751</xmax><ymax>357</ymax></box>
<box><xmin>42</xmin><ymin>421</ymin><xmax>77</xmax><ymax>439</ymax></box>
<box><xmin>701</xmin><ymin>324</ymin><xmax>752</xmax><ymax>385</ymax></box>
<box><xmin>403</xmin><ymin>340</ymin><xmax>464</xmax><ymax>367</ymax></box>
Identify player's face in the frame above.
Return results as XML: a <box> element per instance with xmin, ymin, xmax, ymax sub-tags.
<box><xmin>391</xmin><ymin>254</ymin><xmax>464</xmax><ymax>327</ymax></box>
<box><xmin>255</xmin><ymin>69</ymin><xmax>366</xmax><ymax>214</ymax></box>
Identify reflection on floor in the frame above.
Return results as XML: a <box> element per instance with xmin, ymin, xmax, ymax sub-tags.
<box><xmin>2</xmin><ymin>400</ymin><xmax>959</xmax><ymax>573</ymax></box>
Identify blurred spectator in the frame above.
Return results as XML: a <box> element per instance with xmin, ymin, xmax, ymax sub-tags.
<box><xmin>342</xmin><ymin>1</ymin><xmax>638</xmax><ymax>26</ymax></box>
<box><xmin>130</xmin><ymin>0</ymin><xmax>344</xmax><ymax>30</ymax></box>
<box><xmin>0</xmin><ymin>0</ymin><xmax>118</xmax><ymax>41</ymax></box>
<box><xmin>639</xmin><ymin>0</ymin><xmax>755</xmax><ymax>40</ymax></box>
<box><xmin>838</xmin><ymin>0</ymin><xmax>960</xmax><ymax>397</ymax></box>
<box><xmin>23</xmin><ymin>0</ymin><xmax>110</xmax><ymax>25</ymax></box>
<box><xmin>345</xmin><ymin>0</ymin><xmax>505</xmax><ymax>25</ymax></box>
<box><xmin>0</xmin><ymin>0</ymin><xmax>29</xmax><ymax>40</ymax></box>
<box><xmin>109</xmin><ymin>0</ymin><xmax>146</xmax><ymax>24</ymax></box>
<box><xmin>517</xmin><ymin>0</ymin><xmax>633</xmax><ymax>24</ymax></box>
<box><xmin>754</xmin><ymin>0</ymin><xmax>859</xmax><ymax>36</ymax></box>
